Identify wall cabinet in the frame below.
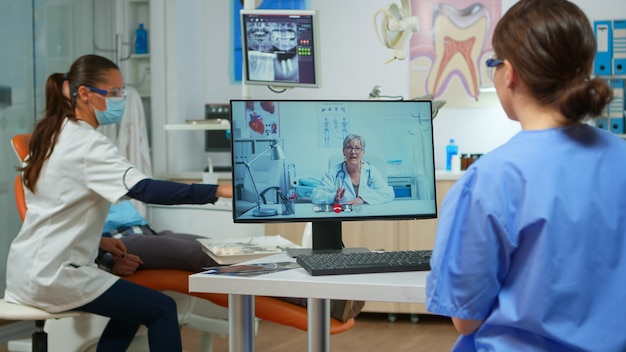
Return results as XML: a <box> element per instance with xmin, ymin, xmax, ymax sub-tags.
<box><xmin>118</xmin><ymin>0</ymin><xmax>151</xmax><ymax>96</ymax></box>
<box><xmin>265</xmin><ymin>179</ymin><xmax>457</xmax><ymax>316</ymax></box>
<box><xmin>594</xmin><ymin>76</ymin><xmax>625</xmax><ymax>135</ymax></box>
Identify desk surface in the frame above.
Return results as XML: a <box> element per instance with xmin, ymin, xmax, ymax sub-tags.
<box><xmin>189</xmin><ymin>253</ymin><xmax>429</xmax><ymax>303</ymax></box>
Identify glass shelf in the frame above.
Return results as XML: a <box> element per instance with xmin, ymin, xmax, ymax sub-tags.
<box><xmin>130</xmin><ymin>53</ymin><xmax>150</xmax><ymax>60</ymax></box>
<box><xmin>164</xmin><ymin>120</ymin><xmax>231</xmax><ymax>130</ymax></box>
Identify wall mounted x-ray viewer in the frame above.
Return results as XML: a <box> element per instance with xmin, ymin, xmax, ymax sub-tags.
<box><xmin>241</xmin><ymin>9</ymin><xmax>321</xmax><ymax>88</ymax></box>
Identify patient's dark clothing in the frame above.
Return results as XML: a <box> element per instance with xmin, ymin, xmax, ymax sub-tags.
<box><xmin>97</xmin><ymin>226</ymin><xmax>218</xmax><ymax>272</ymax></box>
<box><xmin>98</xmin><ymin>225</ymin><xmax>363</xmax><ymax>322</ymax></box>
<box><xmin>122</xmin><ymin>229</ymin><xmax>218</xmax><ymax>271</ymax></box>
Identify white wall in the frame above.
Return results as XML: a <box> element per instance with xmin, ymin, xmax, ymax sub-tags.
<box><xmin>154</xmin><ymin>0</ymin><xmax>626</xmax><ymax>176</ymax></box>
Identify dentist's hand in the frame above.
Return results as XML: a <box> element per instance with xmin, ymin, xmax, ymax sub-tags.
<box><xmin>345</xmin><ymin>196</ymin><xmax>365</xmax><ymax>205</ymax></box>
<box><xmin>111</xmin><ymin>253</ymin><xmax>144</xmax><ymax>276</ymax></box>
<box><xmin>100</xmin><ymin>237</ymin><xmax>127</xmax><ymax>260</ymax></box>
<box><xmin>217</xmin><ymin>185</ymin><xmax>233</xmax><ymax>198</ymax></box>
<box><xmin>334</xmin><ymin>187</ymin><xmax>345</xmax><ymax>203</ymax></box>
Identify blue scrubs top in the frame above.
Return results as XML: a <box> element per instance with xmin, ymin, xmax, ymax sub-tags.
<box><xmin>427</xmin><ymin>124</ymin><xmax>626</xmax><ymax>351</ymax></box>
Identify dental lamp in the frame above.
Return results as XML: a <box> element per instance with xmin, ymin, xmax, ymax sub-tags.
<box><xmin>373</xmin><ymin>0</ymin><xmax>420</xmax><ymax>63</ymax></box>
<box><xmin>240</xmin><ymin>141</ymin><xmax>285</xmax><ymax>217</ymax></box>
<box><xmin>413</xmin><ymin>93</ymin><xmax>447</xmax><ymax>119</ymax></box>
<box><xmin>366</xmin><ymin>86</ymin><xmax>447</xmax><ymax>118</ymax></box>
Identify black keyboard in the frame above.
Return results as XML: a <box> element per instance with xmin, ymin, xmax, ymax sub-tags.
<box><xmin>296</xmin><ymin>250</ymin><xmax>432</xmax><ymax>276</ymax></box>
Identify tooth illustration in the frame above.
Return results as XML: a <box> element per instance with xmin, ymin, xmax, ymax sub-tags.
<box><xmin>429</xmin><ymin>3</ymin><xmax>489</xmax><ymax>100</ymax></box>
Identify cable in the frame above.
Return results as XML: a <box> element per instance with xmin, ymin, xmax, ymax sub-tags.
<box><xmin>378</xmin><ymin>95</ymin><xmax>404</xmax><ymax>100</ymax></box>
<box><xmin>267</xmin><ymin>86</ymin><xmax>288</xmax><ymax>93</ymax></box>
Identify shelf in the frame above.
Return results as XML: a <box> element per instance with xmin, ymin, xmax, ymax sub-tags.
<box><xmin>596</xmin><ymin>75</ymin><xmax>626</xmax><ymax>79</ymax></box>
<box><xmin>167</xmin><ymin>171</ymin><xmax>232</xmax><ymax>180</ymax></box>
<box><xmin>130</xmin><ymin>53</ymin><xmax>150</xmax><ymax>60</ymax></box>
<box><xmin>164</xmin><ymin>120</ymin><xmax>231</xmax><ymax>131</ymax></box>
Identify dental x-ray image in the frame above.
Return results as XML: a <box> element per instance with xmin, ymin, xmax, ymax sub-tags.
<box><xmin>241</xmin><ymin>10</ymin><xmax>320</xmax><ymax>88</ymax></box>
<box><xmin>246</xmin><ymin>21</ymin><xmax>299</xmax><ymax>82</ymax></box>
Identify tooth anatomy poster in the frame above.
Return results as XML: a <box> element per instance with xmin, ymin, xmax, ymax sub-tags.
<box><xmin>409</xmin><ymin>0</ymin><xmax>502</xmax><ymax>107</ymax></box>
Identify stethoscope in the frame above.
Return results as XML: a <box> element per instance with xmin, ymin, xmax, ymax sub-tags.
<box><xmin>335</xmin><ymin>162</ymin><xmax>373</xmax><ymax>189</ymax></box>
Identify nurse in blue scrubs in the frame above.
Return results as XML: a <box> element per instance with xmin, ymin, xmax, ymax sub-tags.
<box><xmin>426</xmin><ymin>1</ymin><xmax>626</xmax><ymax>351</ymax></box>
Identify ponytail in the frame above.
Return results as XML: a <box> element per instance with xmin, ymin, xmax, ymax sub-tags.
<box><xmin>21</xmin><ymin>73</ymin><xmax>76</xmax><ymax>193</ymax></box>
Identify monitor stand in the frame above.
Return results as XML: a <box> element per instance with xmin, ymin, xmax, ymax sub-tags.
<box><xmin>287</xmin><ymin>221</ymin><xmax>370</xmax><ymax>257</ymax></box>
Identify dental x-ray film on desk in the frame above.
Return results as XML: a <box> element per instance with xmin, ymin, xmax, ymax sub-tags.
<box><xmin>230</xmin><ymin>100</ymin><xmax>437</xmax><ymax>256</ymax></box>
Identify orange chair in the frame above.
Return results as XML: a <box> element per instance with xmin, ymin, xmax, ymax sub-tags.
<box><xmin>11</xmin><ymin>133</ymin><xmax>30</xmax><ymax>162</ymax></box>
<box><xmin>122</xmin><ymin>269</ymin><xmax>355</xmax><ymax>334</ymax></box>
<box><xmin>9</xmin><ymin>133</ymin><xmax>354</xmax><ymax>339</ymax></box>
<box><xmin>11</xmin><ymin>134</ymin><xmax>29</xmax><ymax>222</ymax></box>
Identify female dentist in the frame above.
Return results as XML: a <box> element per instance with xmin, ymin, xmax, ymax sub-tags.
<box><xmin>4</xmin><ymin>54</ymin><xmax>231</xmax><ymax>352</ymax></box>
<box><xmin>311</xmin><ymin>134</ymin><xmax>394</xmax><ymax>205</ymax></box>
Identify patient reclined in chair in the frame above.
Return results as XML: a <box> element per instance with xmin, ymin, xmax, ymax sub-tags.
<box><xmin>100</xmin><ymin>200</ymin><xmax>364</xmax><ymax>323</ymax></box>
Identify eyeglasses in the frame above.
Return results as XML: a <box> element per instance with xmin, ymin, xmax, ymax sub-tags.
<box><xmin>343</xmin><ymin>146</ymin><xmax>363</xmax><ymax>153</ymax></box>
<box><xmin>485</xmin><ymin>58</ymin><xmax>504</xmax><ymax>81</ymax></box>
<box><xmin>86</xmin><ymin>86</ymin><xmax>127</xmax><ymax>98</ymax></box>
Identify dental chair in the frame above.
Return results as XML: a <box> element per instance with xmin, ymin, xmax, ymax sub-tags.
<box><xmin>6</xmin><ymin>133</ymin><xmax>355</xmax><ymax>351</ymax></box>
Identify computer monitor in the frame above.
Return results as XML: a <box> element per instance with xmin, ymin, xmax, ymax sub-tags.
<box><xmin>240</xmin><ymin>9</ymin><xmax>321</xmax><ymax>88</ymax></box>
<box><xmin>230</xmin><ymin>100</ymin><xmax>437</xmax><ymax>255</ymax></box>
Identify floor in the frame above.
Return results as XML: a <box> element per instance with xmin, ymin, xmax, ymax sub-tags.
<box><xmin>182</xmin><ymin>313</ymin><xmax>459</xmax><ymax>352</ymax></box>
<box><xmin>0</xmin><ymin>313</ymin><xmax>460</xmax><ymax>351</ymax></box>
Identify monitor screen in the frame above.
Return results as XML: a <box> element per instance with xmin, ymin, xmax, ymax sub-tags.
<box><xmin>240</xmin><ymin>9</ymin><xmax>321</xmax><ymax>88</ymax></box>
<box><xmin>230</xmin><ymin>100</ymin><xmax>437</xmax><ymax>254</ymax></box>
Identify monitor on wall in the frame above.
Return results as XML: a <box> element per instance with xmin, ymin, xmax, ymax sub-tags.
<box><xmin>240</xmin><ymin>9</ymin><xmax>321</xmax><ymax>89</ymax></box>
<box><xmin>229</xmin><ymin>100</ymin><xmax>437</xmax><ymax>255</ymax></box>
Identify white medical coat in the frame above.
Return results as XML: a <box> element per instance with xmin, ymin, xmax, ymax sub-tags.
<box><xmin>4</xmin><ymin>118</ymin><xmax>148</xmax><ymax>313</ymax></box>
<box><xmin>310</xmin><ymin>161</ymin><xmax>394</xmax><ymax>205</ymax></box>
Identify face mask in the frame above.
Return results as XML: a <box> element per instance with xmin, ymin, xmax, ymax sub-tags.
<box><xmin>93</xmin><ymin>96</ymin><xmax>126</xmax><ymax>125</ymax></box>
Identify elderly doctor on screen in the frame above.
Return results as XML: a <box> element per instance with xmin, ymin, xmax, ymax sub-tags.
<box><xmin>311</xmin><ymin>134</ymin><xmax>394</xmax><ymax>205</ymax></box>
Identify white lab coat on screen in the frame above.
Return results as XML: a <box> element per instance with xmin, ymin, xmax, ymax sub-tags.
<box><xmin>4</xmin><ymin>118</ymin><xmax>148</xmax><ymax>313</ymax></box>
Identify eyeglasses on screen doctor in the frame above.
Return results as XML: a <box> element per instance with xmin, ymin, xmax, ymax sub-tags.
<box><xmin>86</xmin><ymin>86</ymin><xmax>127</xmax><ymax>98</ymax></box>
<box><xmin>343</xmin><ymin>146</ymin><xmax>364</xmax><ymax>153</ymax></box>
<box><xmin>485</xmin><ymin>58</ymin><xmax>504</xmax><ymax>81</ymax></box>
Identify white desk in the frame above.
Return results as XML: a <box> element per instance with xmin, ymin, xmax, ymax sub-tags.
<box><xmin>188</xmin><ymin>253</ymin><xmax>429</xmax><ymax>352</ymax></box>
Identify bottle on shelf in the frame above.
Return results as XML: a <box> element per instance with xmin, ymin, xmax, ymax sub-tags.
<box><xmin>134</xmin><ymin>23</ymin><xmax>148</xmax><ymax>55</ymax></box>
<box><xmin>445</xmin><ymin>139</ymin><xmax>458</xmax><ymax>171</ymax></box>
